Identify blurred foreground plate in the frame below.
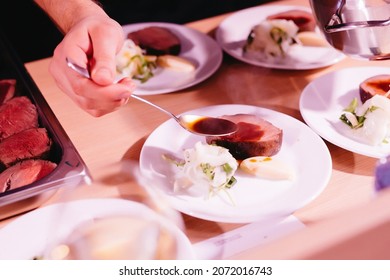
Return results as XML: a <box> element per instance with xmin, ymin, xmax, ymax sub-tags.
<box><xmin>0</xmin><ymin>198</ymin><xmax>195</xmax><ymax>260</ymax></box>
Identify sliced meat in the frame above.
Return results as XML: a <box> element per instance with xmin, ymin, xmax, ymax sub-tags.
<box><xmin>0</xmin><ymin>128</ymin><xmax>52</xmax><ymax>170</ymax></box>
<box><xmin>0</xmin><ymin>96</ymin><xmax>39</xmax><ymax>141</ymax></box>
<box><xmin>127</xmin><ymin>26</ymin><xmax>181</xmax><ymax>55</ymax></box>
<box><xmin>266</xmin><ymin>9</ymin><xmax>316</xmax><ymax>32</ymax></box>
<box><xmin>206</xmin><ymin>114</ymin><xmax>283</xmax><ymax>160</ymax></box>
<box><xmin>0</xmin><ymin>79</ymin><xmax>16</xmax><ymax>105</ymax></box>
<box><xmin>0</xmin><ymin>159</ymin><xmax>57</xmax><ymax>193</ymax></box>
<box><xmin>359</xmin><ymin>74</ymin><xmax>390</xmax><ymax>103</ymax></box>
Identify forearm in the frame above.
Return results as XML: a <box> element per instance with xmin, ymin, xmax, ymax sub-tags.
<box><xmin>34</xmin><ymin>0</ymin><xmax>108</xmax><ymax>33</ymax></box>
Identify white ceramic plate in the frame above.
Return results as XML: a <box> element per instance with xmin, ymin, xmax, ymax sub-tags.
<box><xmin>300</xmin><ymin>66</ymin><xmax>390</xmax><ymax>158</ymax></box>
<box><xmin>122</xmin><ymin>22</ymin><xmax>223</xmax><ymax>95</ymax></box>
<box><xmin>0</xmin><ymin>198</ymin><xmax>195</xmax><ymax>260</ymax></box>
<box><xmin>139</xmin><ymin>104</ymin><xmax>332</xmax><ymax>223</ymax></box>
<box><xmin>215</xmin><ymin>5</ymin><xmax>345</xmax><ymax>70</ymax></box>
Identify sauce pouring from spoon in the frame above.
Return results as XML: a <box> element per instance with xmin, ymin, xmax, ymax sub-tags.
<box><xmin>66</xmin><ymin>58</ymin><xmax>238</xmax><ymax>136</ymax></box>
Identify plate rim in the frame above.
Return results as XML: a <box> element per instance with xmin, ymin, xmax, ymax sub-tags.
<box><xmin>121</xmin><ymin>22</ymin><xmax>223</xmax><ymax>95</ymax></box>
<box><xmin>139</xmin><ymin>104</ymin><xmax>332</xmax><ymax>223</ymax></box>
<box><xmin>215</xmin><ymin>5</ymin><xmax>345</xmax><ymax>70</ymax></box>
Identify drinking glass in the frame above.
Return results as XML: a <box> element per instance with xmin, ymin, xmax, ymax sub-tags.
<box><xmin>374</xmin><ymin>155</ymin><xmax>390</xmax><ymax>192</ymax></box>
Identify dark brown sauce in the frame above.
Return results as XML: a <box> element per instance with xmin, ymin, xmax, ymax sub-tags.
<box><xmin>189</xmin><ymin>117</ymin><xmax>237</xmax><ymax>135</ymax></box>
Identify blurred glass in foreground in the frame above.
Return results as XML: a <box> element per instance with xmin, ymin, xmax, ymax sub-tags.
<box><xmin>375</xmin><ymin>155</ymin><xmax>390</xmax><ymax>192</ymax></box>
<box><xmin>44</xmin><ymin>160</ymin><xmax>187</xmax><ymax>260</ymax></box>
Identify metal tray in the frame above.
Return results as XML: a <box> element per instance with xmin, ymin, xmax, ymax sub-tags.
<box><xmin>0</xmin><ymin>29</ymin><xmax>91</xmax><ymax>219</ymax></box>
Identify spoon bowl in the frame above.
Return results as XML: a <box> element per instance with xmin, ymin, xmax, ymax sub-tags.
<box><xmin>66</xmin><ymin>58</ymin><xmax>237</xmax><ymax>136</ymax></box>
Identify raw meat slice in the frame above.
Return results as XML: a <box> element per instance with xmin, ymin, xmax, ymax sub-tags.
<box><xmin>0</xmin><ymin>159</ymin><xmax>57</xmax><ymax>193</ymax></box>
<box><xmin>0</xmin><ymin>128</ymin><xmax>52</xmax><ymax>170</ymax></box>
<box><xmin>0</xmin><ymin>79</ymin><xmax>16</xmax><ymax>104</ymax></box>
<box><xmin>0</xmin><ymin>96</ymin><xmax>39</xmax><ymax>141</ymax></box>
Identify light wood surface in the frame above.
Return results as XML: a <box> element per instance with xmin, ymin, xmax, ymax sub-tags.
<box><xmin>2</xmin><ymin>0</ymin><xmax>390</xmax><ymax>259</ymax></box>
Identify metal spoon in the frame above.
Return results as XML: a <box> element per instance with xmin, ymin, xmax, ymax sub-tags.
<box><xmin>66</xmin><ymin>58</ymin><xmax>237</xmax><ymax>136</ymax></box>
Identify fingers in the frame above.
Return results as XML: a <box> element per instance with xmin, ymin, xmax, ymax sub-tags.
<box><xmin>48</xmin><ymin>15</ymin><xmax>134</xmax><ymax>117</ymax></box>
<box><xmin>49</xmin><ymin>56</ymin><xmax>135</xmax><ymax>117</ymax></box>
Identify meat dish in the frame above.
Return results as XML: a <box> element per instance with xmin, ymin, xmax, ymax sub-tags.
<box><xmin>0</xmin><ymin>79</ymin><xmax>57</xmax><ymax>194</ymax></box>
<box><xmin>206</xmin><ymin>114</ymin><xmax>283</xmax><ymax>160</ymax></box>
<box><xmin>243</xmin><ymin>9</ymin><xmax>320</xmax><ymax>63</ymax></box>
<box><xmin>0</xmin><ymin>34</ymin><xmax>89</xmax><ymax>216</ymax></box>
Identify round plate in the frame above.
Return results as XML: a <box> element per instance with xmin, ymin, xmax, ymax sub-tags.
<box><xmin>139</xmin><ymin>104</ymin><xmax>332</xmax><ymax>223</ymax></box>
<box><xmin>122</xmin><ymin>22</ymin><xmax>223</xmax><ymax>95</ymax></box>
<box><xmin>0</xmin><ymin>198</ymin><xmax>195</xmax><ymax>260</ymax></box>
<box><xmin>215</xmin><ymin>5</ymin><xmax>345</xmax><ymax>70</ymax></box>
<box><xmin>300</xmin><ymin>66</ymin><xmax>390</xmax><ymax>158</ymax></box>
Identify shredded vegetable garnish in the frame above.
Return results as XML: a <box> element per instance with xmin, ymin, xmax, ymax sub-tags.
<box><xmin>115</xmin><ymin>39</ymin><xmax>157</xmax><ymax>83</ymax></box>
<box><xmin>340</xmin><ymin>97</ymin><xmax>374</xmax><ymax>129</ymax></box>
<box><xmin>163</xmin><ymin>142</ymin><xmax>238</xmax><ymax>205</ymax></box>
<box><xmin>339</xmin><ymin>95</ymin><xmax>390</xmax><ymax>146</ymax></box>
<box><xmin>244</xmin><ymin>19</ymin><xmax>299</xmax><ymax>62</ymax></box>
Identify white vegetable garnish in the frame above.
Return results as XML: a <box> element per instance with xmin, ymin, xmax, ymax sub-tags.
<box><xmin>157</xmin><ymin>55</ymin><xmax>195</xmax><ymax>72</ymax></box>
<box><xmin>342</xmin><ymin>111</ymin><xmax>359</xmax><ymax>127</ymax></box>
<box><xmin>165</xmin><ymin>142</ymin><xmax>238</xmax><ymax>202</ymax></box>
<box><xmin>115</xmin><ymin>39</ymin><xmax>156</xmax><ymax>83</ymax></box>
<box><xmin>295</xmin><ymin>31</ymin><xmax>329</xmax><ymax>47</ymax></box>
<box><xmin>244</xmin><ymin>19</ymin><xmax>299</xmax><ymax>62</ymax></box>
<box><xmin>340</xmin><ymin>95</ymin><xmax>390</xmax><ymax>145</ymax></box>
<box><xmin>240</xmin><ymin>156</ymin><xmax>295</xmax><ymax>181</ymax></box>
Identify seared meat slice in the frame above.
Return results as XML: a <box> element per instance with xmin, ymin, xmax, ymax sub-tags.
<box><xmin>206</xmin><ymin>114</ymin><xmax>283</xmax><ymax>160</ymax></box>
<box><xmin>266</xmin><ymin>9</ymin><xmax>316</xmax><ymax>32</ymax></box>
<box><xmin>0</xmin><ymin>128</ymin><xmax>52</xmax><ymax>170</ymax></box>
<box><xmin>0</xmin><ymin>79</ymin><xmax>16</xmax><ymax>105</ymax></box>
<box><xmin>359</xmin><ymin>74</ymin><xmax>390</xmax><ymax>103</ymax></box>
<box><xmin>0</xmin><ymin>159</ymin><xmax>57</xmax><ymax>193</ymax></box>
<box><xmin>0</xmin><ymin>96</ymin><xmax>39</xmax><ymax>141</ymax></box>
<box><xmin>127</xmin><ymin>26</ymin><xmax>181</xmax><ymax>55</ymax></box>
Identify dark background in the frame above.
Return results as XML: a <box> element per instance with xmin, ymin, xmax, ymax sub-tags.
<box><xmin>0</xmin><ymin>1</ymin><xmax>276</xmax><ymax>62</ymax></box>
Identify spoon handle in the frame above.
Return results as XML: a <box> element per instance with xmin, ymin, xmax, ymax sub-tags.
<box><xmin>66</xmin><ymin>57</ymin><xmax>180</xmax><ymax>122</ymax></box>
<box><xmin>66</xmin><ymin>57</ymin><xmax>90</xmax><ymax>79</ymax></box>
<box><xmin>129</xmin><ymin>94</ymin><xmax>178</xmax><ymax>121</ymax></box>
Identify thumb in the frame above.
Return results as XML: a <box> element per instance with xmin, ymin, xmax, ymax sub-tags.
<box><xmin>88</xmin><ymin>19</ymin><xmax>124</xmax><ymax>85</ymax></box>
<box><xmin>89</xmin><ymin>56</ymin><xmax>116</xmax><ymax>86</ymax></box>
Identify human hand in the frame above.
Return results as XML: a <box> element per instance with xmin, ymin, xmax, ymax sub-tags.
<box><xmin>49</xmin><ymin>14</ymin><xmax>135</xmax><ymax>117</ymax></box>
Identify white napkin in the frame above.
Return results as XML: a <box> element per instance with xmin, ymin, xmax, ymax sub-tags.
<box><xmin>192</xmin><ymin>215</ymin><xmax>305</xmax><ymax>260</ymax></box>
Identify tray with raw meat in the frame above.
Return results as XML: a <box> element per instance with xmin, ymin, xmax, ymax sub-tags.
<box><xmin>0</xmin><ymin>30</ymin><xmax>90</xmax><ymax>219</ymax></box>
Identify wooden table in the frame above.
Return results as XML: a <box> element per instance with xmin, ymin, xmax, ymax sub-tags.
<box><xmin>2</xmin><ymin>0</ymin><xmax>390</xmax><ymax>259</ymax></box>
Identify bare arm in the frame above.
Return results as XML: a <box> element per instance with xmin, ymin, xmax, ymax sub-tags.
<box><xmin>34</xmin><ymin>0</ymin><xmax>107</xmax><ymax>33</ymax></box>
